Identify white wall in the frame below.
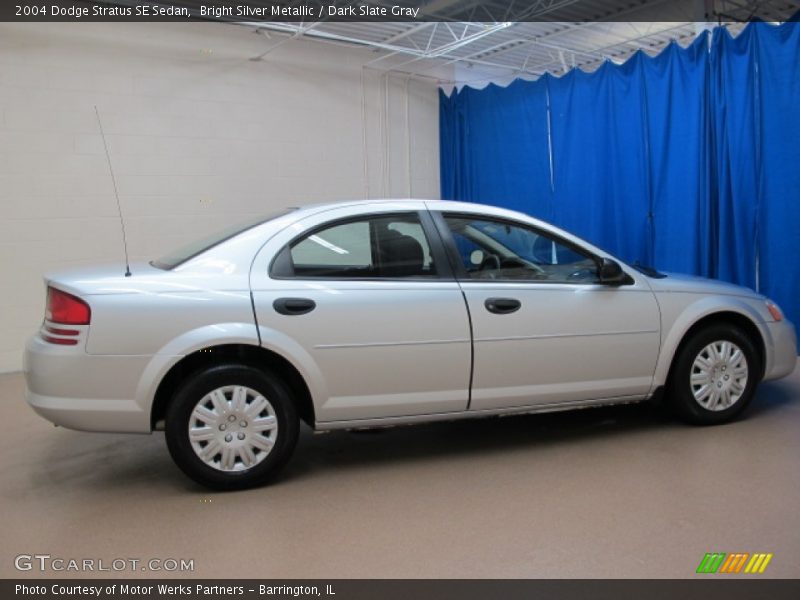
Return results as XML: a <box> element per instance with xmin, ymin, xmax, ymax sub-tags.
<box><xmin>0</xmin><ymin>22</ymin><xmax>445</xmax><ymax>373</ymax></box>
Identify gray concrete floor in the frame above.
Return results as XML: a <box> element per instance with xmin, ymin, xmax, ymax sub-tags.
<box><xmin>1</xmin><ymin>363</ymin><xmax>799</xmax><ymax>579</ymax></box>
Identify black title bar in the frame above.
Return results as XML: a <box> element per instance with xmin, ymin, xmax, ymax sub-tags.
<box><xmin>3</xmin><ymin>0</ymin><xmax>798</xmax><ymax>23</ymax></box>
<box><xmin>4</xmin><ymin>579</ymin><xmax>800</xmax><ymax>600</ymax></box>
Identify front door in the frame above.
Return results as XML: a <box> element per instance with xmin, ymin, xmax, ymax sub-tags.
<box><xmin>437</xmin><ymin>212</ymin><xmax>661</xmax><ymax>411</ymax></box>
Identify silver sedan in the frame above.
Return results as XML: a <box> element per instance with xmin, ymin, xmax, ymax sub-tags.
<box><xmin>24</xmin><ymin>200</ymin><xmax>797</xmax><ymax>489</ymax></box>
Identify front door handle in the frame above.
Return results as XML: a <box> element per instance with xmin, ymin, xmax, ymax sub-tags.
<box><xmin>485</xmin><ymin>297</ymin><xmax>521</xmax><ymax>314</ymax></box>
<box><xmin>273</xmin><ymin>297</ymin><xmax>316</xmax><ymax>316</ymax></box>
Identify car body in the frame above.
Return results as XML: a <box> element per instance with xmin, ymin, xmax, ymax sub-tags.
<box><xmin>24</xmin><ymin>200</ymin><xmax>797</xmax><ymax>488</ymax></box>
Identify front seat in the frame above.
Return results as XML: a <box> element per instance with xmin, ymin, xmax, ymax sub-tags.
<box><xmin>378</xmin><ymin>230</ymin><xmax>426</xmax><ymax>277</ymax></box>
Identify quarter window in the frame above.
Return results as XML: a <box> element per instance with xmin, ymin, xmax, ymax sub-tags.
<box><xmin>274</xmin><ymin>214</ymin><xmax>437</xmax><ymax>279</ymax></box>
<box><xmin>443</xmin><ymin>215</ymin><xmax>599</xmax><ymax>283</ymax></box>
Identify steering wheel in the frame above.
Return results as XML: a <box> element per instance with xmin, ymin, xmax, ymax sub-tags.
<box><xmin>478</xmin><ymin>254</ymin><xmax>548</xmax><ymax>280</ymax></box>
<box><xmin>501</xmin><ymin>257</ymin><xmax>545</xmax><ymax>275</ymax></box>
<box><xmin>478</xmin><ymin>253</ymin><xmax>502</xmax><ymax>278</ymax></box>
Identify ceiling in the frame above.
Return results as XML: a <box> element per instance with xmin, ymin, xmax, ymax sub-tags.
<box><xmin>94</xmin><ymin>0</ymin><xmax>800</xmax><ymax>86</ymax></box>
<box><xmin>235</xmin><ymin>0</ymin><xmax>800</xmax><ymax>86</ymax></box>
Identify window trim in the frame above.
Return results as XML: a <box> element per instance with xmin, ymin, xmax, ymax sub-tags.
<box><xmin>431</xmin><ymin>211</ymin><xmax>630</xmax><ymax>286</ymax></box>
<box><xmin>268</xmin><ymin>210</ymin><xmax>455</xmax><ymax>281</ymax></box>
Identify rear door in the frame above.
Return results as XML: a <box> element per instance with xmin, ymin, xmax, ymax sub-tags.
<box><xmin>435</xmin><ymin>211</ymin><xmax>661</xmax><ymax>411</ymax></box>
<box><xmin>250</xmin><ymin>204</ymin><xmax>472</xmax><ymax>423</ymax></box>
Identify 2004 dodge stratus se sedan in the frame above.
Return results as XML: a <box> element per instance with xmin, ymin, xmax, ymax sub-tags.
<box><xmin>25</xmin><ymin>200</ymin><xmax>797</xmax><ymax>489</ymax></box>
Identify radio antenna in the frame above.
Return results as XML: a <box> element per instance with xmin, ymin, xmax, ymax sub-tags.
<box><xmin>94</xmin><ymin>105</ymin><xmax>131</xmax><ymax>277</ymax></box>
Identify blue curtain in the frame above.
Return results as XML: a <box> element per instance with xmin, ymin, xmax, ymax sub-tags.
<box><xmin>545</xmin><ymin>56</ymin><xmax>653</xmax><ymax>269</ymax></box>
<box><xmin>440</xmin><ymin>79</ymin><xmax>552</xmax><ymax>216</ymax></box>
<box><xmin>440</xmin><ymin>20</ymin><xmax>800</xmax><ymax>330</ymax></box>
<box><xmin>711</xmin><ymin>25</ymin><xmax>761</xmax><ymax>290</ymax></box>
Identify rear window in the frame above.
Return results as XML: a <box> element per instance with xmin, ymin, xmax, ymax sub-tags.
<box><xmin>151</xmin><ymin>210</ymin><xmax>294</xmax><ymax>270</ymax></box>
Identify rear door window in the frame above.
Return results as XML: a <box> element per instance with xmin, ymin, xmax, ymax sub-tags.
<box><xmin>273</xmin><ymin>213</ymin><xmax>437</xmax><ymax>279</ymax></box>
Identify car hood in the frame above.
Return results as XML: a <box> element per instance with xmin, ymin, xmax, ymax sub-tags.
<box><xmin>645</xmin><ymin>271</ymin><xmax>763</xmax><ymax>299</ymax></box>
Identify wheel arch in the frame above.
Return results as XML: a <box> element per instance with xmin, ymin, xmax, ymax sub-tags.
<box><xmin>150</xmin><ymin>344</ymin><xmax>316</xmax><ymax>430</ymax></box>
<box><xmin>659</xmin><ymin>309</ymin><xmax>767</xmax><ymax>388</ymax></box>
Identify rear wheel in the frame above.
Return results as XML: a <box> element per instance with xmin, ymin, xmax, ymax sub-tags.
<box><xmin>165</xmin><ymin>365</ymin><xmax>299</xmax><ymax>490</ymax></box>
<box><xmin>667</xmin><ymin>324</ymin><xmax>760</xmax><ymax>425</ymax></box>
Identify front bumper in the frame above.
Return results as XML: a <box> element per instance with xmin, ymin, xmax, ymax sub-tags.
<box><xmin>24</xmin><ymin>335</ymin><xmax>152</xmax><ymax>433</ymax></box>
<box><xmin>764</xmin><ymin>319</ymin><xmax>797</xmax><ymax>381</ymax></box>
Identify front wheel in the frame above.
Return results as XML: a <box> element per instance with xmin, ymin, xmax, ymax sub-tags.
<box><xmin>165</xmin><ymin>365</ymin><xmax>299</xmax><ymax>490</ymax></box>
<box><xmin>667</xmin><ymin>324</ymin><xmax>760</xmax><ymax>425</ymax></box>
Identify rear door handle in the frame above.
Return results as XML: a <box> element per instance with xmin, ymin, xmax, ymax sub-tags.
<box><xmin>273</xmin><ymin>297</ymin><xmax>316</xmax><ymax>316</ymax></box>
<box><xmin>484</xmin><ymin>297</ymin><xmax>521</xmax><ymax>314</ymax></box>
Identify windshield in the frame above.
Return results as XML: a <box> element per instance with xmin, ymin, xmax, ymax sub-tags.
<box><xmin>151</xmin><ymin>210</ymin><xmax>294</xmax><ymax>270</ymax></box>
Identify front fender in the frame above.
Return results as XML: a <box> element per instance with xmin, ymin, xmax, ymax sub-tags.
<box><xmin>652</xmin><ymin>294</ymin><xmax>770</xmax><ymax>388</ymax></box>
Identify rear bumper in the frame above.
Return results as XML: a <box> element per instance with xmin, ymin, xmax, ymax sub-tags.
<box><xmin>24</xmin><ymin>335</ymin><xmax>152</xmax><ymax>433</ymax></box>
<box><xmin>764</xmin><ymin>319</ymin><xmax>797</xmax><ymax>381</ymax></box>
<box><xmin>25</xmin><ymin>390</ymin><xmax>147</xmax><ymax>433</ymax></box>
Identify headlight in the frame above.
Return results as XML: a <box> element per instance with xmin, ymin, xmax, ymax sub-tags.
<box><xmin>766</xmin><ymin>300</ymin><xmax>783</xmax><ymax>322</ymax></box>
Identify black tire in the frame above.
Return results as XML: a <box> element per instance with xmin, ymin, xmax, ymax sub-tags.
<box><xmin>666</xmin><ymin>324</ymin><xmax>760</xmax><ymax>425</ymax></box>
<box><xmin>165</xmin><ymin>364</ymin><xmax>299</xmax><ymax>490</ymax></box>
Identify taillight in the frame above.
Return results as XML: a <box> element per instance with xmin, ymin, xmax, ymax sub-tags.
<box><xmin>42</xmin><ymin>333</ymin><xmax>78</xmax><ymax>346</ymax></box>
<box><xmin>46</xmin><ymin>286</ymin><xmax>91</xmax><ymax>325</ymax></box>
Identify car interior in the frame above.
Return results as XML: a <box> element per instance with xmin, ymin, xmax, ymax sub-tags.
<box><xmin>286</xmin><ymin>216</ymin><xmax>437</xmax><ymax>279</ymax></box>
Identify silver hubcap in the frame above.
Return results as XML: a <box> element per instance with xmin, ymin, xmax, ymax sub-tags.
<box><xmin>188</xmin><ymin>385</ymin><xmax>278</xmax><ymax>472</ymax></box>
<box><xmin>690</xmin><ymin>340</ymin><xmax>748</xmax><ymax>411</ymax></box>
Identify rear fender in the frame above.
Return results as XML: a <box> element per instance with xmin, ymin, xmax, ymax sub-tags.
<box><xmin>135</xmin><ymin>322</ymin><xmax>260</xmax><ymax>416</ymax></box>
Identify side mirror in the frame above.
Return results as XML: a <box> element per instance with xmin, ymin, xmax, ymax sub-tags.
<box><xmin>598</xmin><ymin>258</ymin><xmax>628</xmax><ymax>285</ymax></box>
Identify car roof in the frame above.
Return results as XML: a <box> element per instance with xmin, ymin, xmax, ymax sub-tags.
<box><xmin>287</xmin><ymin>198</ymin><xmax>521</xmax><ymax>219</ymax></box>
<box><xmin>290</xmin><ymin>198</ymin><xmax>426</xmax><ymax>213</ymax></box>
